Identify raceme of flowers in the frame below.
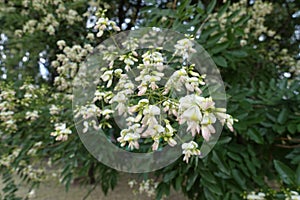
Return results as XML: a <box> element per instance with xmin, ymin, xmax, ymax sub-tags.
<box><xmin>209</xmin><ymin>0</ymin><xmax>274</xmax><ymax>45</ymax></box>
<box><xmin>44</xmin><ymin>8</ymin><xmax>235</xmax><ymax>163</ymax></box>
<box><xmin>128</xmin><ymin>178</ymin><xmax>159</xmax><ymax>198</ymax></box>
<box><xmin>50</xmin><ymin>123</ymin><xmax>72</xmax><ymax>141</ymax></box>
<box><xmin>244</xmin><ymin>191</ymin><xmax>300</xmax><ymax>200</ymax></box>
<box><xmin>9</xmin><ymin>0</ymin><xmax>83</xmax><ymax>36</ymax></box>
<box><xmin>73</xmin><ymin>36</ymin><xmax>235</xmax><ymax>163</ymax></box>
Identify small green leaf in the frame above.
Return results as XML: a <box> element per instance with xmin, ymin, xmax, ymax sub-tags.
<box><xmin>213</xmin><ymin>56</ymin><xmax>227</xmax><ymax>67</ymax></box>
<box><xmin>175</xmin><ymin>175</ymin><xmax>183</xmax><ymax>191</ymax></box>
<box><xmin>287</xmin><ymin>124</ymin><xmax>297</xmax><ymax>134</ymax></box>
<box><xmin>277</xmin><ymin>108</ymin><xmax>289</xmax><ymax>124</ymax></box>
<box><xmin>217</xmin><ymin>1</ymin><xmax>230</xmax><ymax>17</ymax></box>
<box><xmin>226</xmin><ymin>50</ymin><xmax>248</xmax><ymax>58</ymax></box>
<box><xmin>247</xmin><ymin>128</ymin><xmax>264</xmax><ymax>144</ymax></box>
<box><xmin>232</xmin><ymin>169</ymin><xmax>246</xmax><ymax>190</ymax></box>
<box><xmin>296</xmin><ymin>165</ymin><xmax>300</xmax><ymax>186</ymax></box>
<box><xmin>206</xmin><ymin>32</ymin><xmax>225</xmax><ymax>47</ymax></box>
<box><xmin>210</xmin><ymin>42</ymin><xmax>229</xmax><ymax>54</ymax></box>
<box><xmin>206</xmin><ymin>0</ymin><xmax>217</xmax><ymax>14</ymax></box>
<box><xmin>186</xmin><ymin>172</ymin><xmax>198</xmax><ymax>191</ymax></box>
<box><xmin>274</xmin><ymin>160</ymin><xmax>296</xmax><ymax>185</ymax></box>
<box><xmin>212</xmin><ymin>151</ymin><xmax>230</xmax><ymax>175</ymax></box>
<box><xmin>163</xmin><ymin>170</ymin><xmax>177</xmax><ymax>183</ymax></box>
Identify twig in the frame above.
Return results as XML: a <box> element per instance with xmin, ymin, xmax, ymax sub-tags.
<box><xmin>274</xmin><ymin>144</ymin><xmax>300</xmax><ymax>149</ymax></box>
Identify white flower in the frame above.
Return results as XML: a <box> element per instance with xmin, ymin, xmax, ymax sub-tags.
<box><xmin>179</xmin><ymin>94</ymin><xmax>202</xmax><ymax>111</ymax></box>
<box><xmin>101</xmin><ymin>70</ymin><xmax>113</xmax><ymax>88</ymax></box>
<box><xmin>117</xmin><ymin>124</ymin><xmax>141</xmax><ymax>150</ymax></box>
<box><xmin>82</xmin><ymin>120</ymin><xmax>99</xmax><ymax>133</ymax></box>
<box><xmin>200</xmin><ymin>112</ymin><xmax>217</xmax><ymax>141</ymax></box>
<box><xmin>83</xmin><ymin>121</ymin><xmax>89</xmax><ymax>133</ymax></box>
<box><xmin>27</xmin><ymin>189</ymin><xmax>36</xmax><ymax>199</ymax></box>
<box><xmin>74</xmin><ymin>104</ymin><xmax>101</xmax><ymax>119</ymax></box>
<box><xmin>247</xmin><ymin>192</ymin><xmax>266</xmax><ymax>200</ymax></box>
<box><xmin>185</xmin><ymin>77</ymin><xmax>202</xmax><ymax>93</ymax></box>
<box><xmin>179</xmin><ymin>106</ymin><xmax>202</xmax><ymax>136</ymax></box>
<box><xmin>25</xmin><ymin>110</ymin><xmax>39</xmax><ymax>121</ymax></box>
<box><xmin>101</xmin><ymin>109</ymin><xmax>114</xmax><ymax>119</ymax></box>
<box><xmin>137</xmin><ymin>83</ymin><xmax>148</xmax><ymax>96</ymax></box>
<box><xmin>110</xmin><ymin>93</ymin><xmax>127</xmax><ymax>115</ymax></box>
<box><xmin>240</xmin><ymin>39</ymin><xmax>247</xmax><ymax>46</ymax></box>
<box><xmin>46</xmin><ymin>25</ymin><xmax>55</xmax><ymax>35</ymax></box>
<box><xmin>143</xmin><ymin>124</ymin><xmax>165</xmax><ymax>137</ymax></box>
<box><xmin>142</xmin><ymin>105</ymin><xmax>160</xmax><ymax>126</ymax></box>
<box><xmin>174</xmin><ymin>38</ymin><xmax>197</xmax><ymax>59</ymax></box>
<box><xmin>56</xmin><ymin>40</ymin><xmax>66</xmax><ymax>50</ymax></box>
<box><xmin>51</xmin><ymin>123</ymin><xmax>72</xmax><ymax>141</ymax></box>
<box><xmin>119</xmin><ymin>54</ymin><xmax>138</xmax><ymax>71</ymax></box>
<box><xmin>178</xmin><ymin>94</ymin><xmax>207</xmax><ymax>136</ymax></box>
<box><xmin>162</xmin><ymin>100</ymin><xmax>178</xmax><ymax>117</ymax></box>
<box><xmin>198</xmin><ymin>97</ymin><xmax>215</xmax><ymax>111</ymax></box>
<box><xmin>181</xmin><ymin>141</ymin><xmax>201</xmax><ymax>163</ymax></box>
<box><xmin>49</xmin><ymin>104</ymin><xmax>60</xmax><ymax>115</ymax></box>
<box><xmin>288</xmin><ymin>191</ymin><xmax>300</xmax><ymax>200</ymax></box>
<box><xmin>128</xmin><ymin>180</ymin><xmax>137</xmax><ymax>188</ymax></box>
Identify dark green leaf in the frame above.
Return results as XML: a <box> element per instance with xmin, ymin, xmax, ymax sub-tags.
<box><xmin>163</xmin><ymin>170</ymin><xmax>177</xmax><ymax>183</ymax></box>
<box><xmin>277</xmin><ymin>108</ymin><xmax>289</xmax><ymax>124</ymax></box>
<box><xmin>186</xmin><ymin>172</ymin><xmax>198</xmax><ymax>191</ymax></box>
<box><xmin>206</xmin><ymin>0</ymin><xmax>217</xmax><ymax>14</ymax></box>
<box><xmin>247</xmin><ymin>128</ymin><xmax>264</xmax><ymax>144</ymax></box>
<box><xmin>213</xmin><ymin>56</ymin><xmax>228</xmax><ymax>67</ymax></box>
<box><xmin>274</xmin><ymin>160</ymin><xmax>296</xmax><ymax>185</ymax></box>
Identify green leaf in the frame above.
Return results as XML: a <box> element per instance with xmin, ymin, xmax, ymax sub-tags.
<box><xmin>156</xmin><ymin>183</ymin><xmax>170</xmax><ymax>200</ymax></box>
<box><xmin>175</xmin><ymin>175</ymin><xmax>183</xmax><ymax>191</ymax></box>
<box><xmin>226</xmin><ymin>50</ymin><xmax>248</xmax><ymax>58</ymax></box>
<box><xmin>201</xmin><ymin>170</ymin><xmax>217</xmax><ymax>184</ymax></box>
<box><xmin>232</xmin><ymin>169</ymin><xmax>246</xmax><ymax>190</ymax></box>
<box><xmin>234</xmin><ymin>15</ymin><xmax>250</xmax><ymax>27</ymax></box>
<box><xmin>212</xmin><ymin>151</ymin><xmax>230</xmax><ymax>175</ymax></box>
<box><xmin>247</xmin><ymin>128</ymin><xmax>264</xmax><ymax>144</ymax></box>
<box><xmin>186</xmin><ymin>172</ymin><xmax>198</xmax><ymax>191</ymax></box>
<box><xmin>213</xmin><ymin>56</ymin><xmax>228</xmax><ymax>67</ymax></box>
<box><xmin>277</xmin><ymin>108</ymin><xmax>289</xmax><ymax>124</ymax></box>
<box><xmin>210</xmin><ymin>42</ymin><xmax>229</xmax><ymax>54</ymax></box>
<box><xmin>201</xmin><ymin>178</ymin><xmax>222</xmax><ymax>195</ymax></box>
<box><xmin>163</xmin><ymin>170</ymin><xmax>177</xmax><ymax>182</ymax></box>
<box><xmin>199</xmin><ymin>25</ymin><xmax>219</xmax><ymax>42</ymax></box>
<box><xmin>206</xmin><ymin>32</ymin><xmax>225</xmax><ymax>47</ymax></box>
<box><xmin>217</xmin><ymin>1</ymin><xmax>230</xmax><ymax>17</ymax></box>
<box><xmin>274</xmin><ymin>160</ymin><xmax>296</xmax><ymax>185</ymax></box>
<box><xmin>287</xmin><ymin>124</ymin><xmax>297</xmax><ymax>134</ymax></box>
<box><xmin>217</xmin><ymin>136</ymin><xmax>232</xmax><ymax>145</ymax></box>
<box><xmin>296</xmin><ymin>165</ymin><xmax>300</xmax><ymax>186</ymax></box>
<box><xmin>206</xmin><ymin>0</ymin><xmax>217</xmax><ymax>14</ymax></box>
<box><xmin>227</xmin><ymin>152</ymin><xmax>242</xmax><ymax>163</ymax></box>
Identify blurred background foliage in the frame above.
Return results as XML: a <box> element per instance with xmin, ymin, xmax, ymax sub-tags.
<box><xmin>0</xmin><ymin>0</ymin><xmax>299</xmax><ymax>199</ymax></box>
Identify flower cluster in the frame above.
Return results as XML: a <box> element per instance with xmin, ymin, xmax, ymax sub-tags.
<box><xmin>244</xmin><ymin>191</ymin><xmax>300</xmax><ymax>200</ymax></box>
<box><xmin>25</xmin><ymin>110</ymin><xmax>39</xmax><ymax>121</ymax></box>
<box><xmin>181</xmin><ymin>141</ymin><xmax>201</xmax><ymax>163</ymax></box>
<box><xmin>73</xmin><ymin>34</ymin><xmax>235</xmax><ymax>163</ymax></box>
<box><xmin>0</xmin><ymin>85</ymin><xmax>17</xmax><ymax>133</ymax></box>
<box><xmin>0</xmin><ymin>147</ymin><xmax>46</xmax><ymax>182</ymax></box>
<box><xmin>13</xmin><ymin>0</ymin><xmax>83</xmax><ymax>36</ymax></box>
<box><xmin>128</xmin><ymin>178</ymin><xmax>159</xmax><ymax>198</ymax></box>
<box><xmin>208</xmin><ymin>0</ymin><xmax>274</xmax><ymax>44</ymax></box>
<box><xmin>50</xmin><ymin>123</ymin><xmax>72</xmax><ymax>141</ymax></box>
<box><xmin>52</xmin><ymin>42</ymin><xmax>94</xmax><ymax>91</ymax></box>
<box><xmin>51</xmin><ymin>9</ymin><xmax>121</xmax><ymax>92</ymax></box>
<box><xmin>94</xmin><ymin>9</ymin><xmax>121</xmax><ymax>37</ymax></box>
